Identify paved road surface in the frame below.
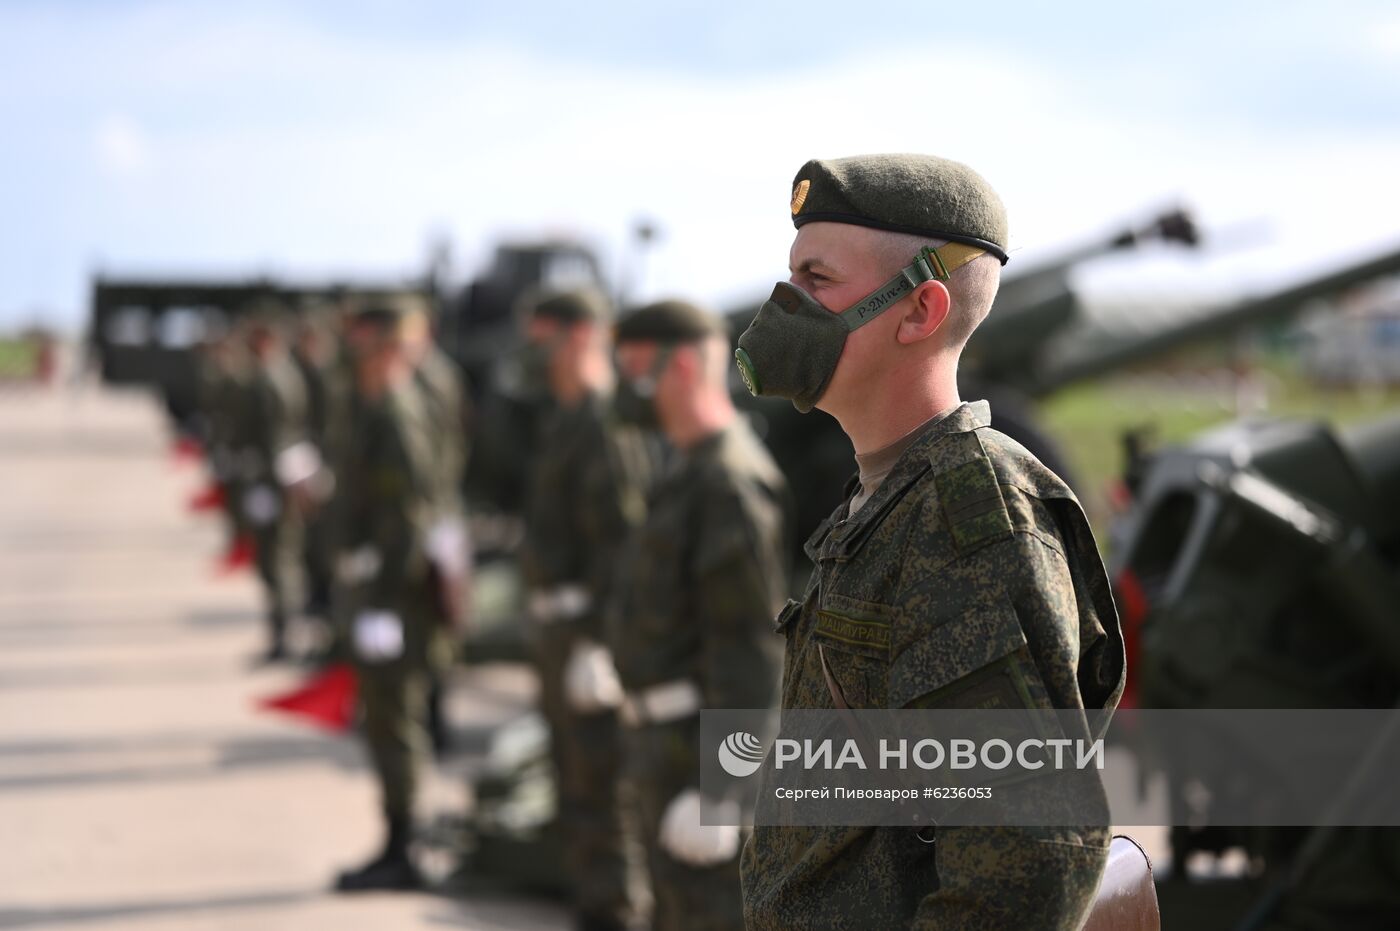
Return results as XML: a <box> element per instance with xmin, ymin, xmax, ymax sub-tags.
<box><xmin>0</xmin><ymin>387</ymin><xmax>568</xmax><ymax>930</ymax></box>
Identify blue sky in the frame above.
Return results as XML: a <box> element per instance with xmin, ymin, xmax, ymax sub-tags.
<box><xmin>4</xmin><ymin>0</ymin><xmax>1400</xmax><ymax>329</ymax></box>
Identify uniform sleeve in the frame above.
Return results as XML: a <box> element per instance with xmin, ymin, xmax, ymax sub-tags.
<box><xmin>245</xmin><ymin>376</ymin><xmax>277</xmax><ymax>478</ymax></box>
<box><xmin>889</xmin><ymin>493</ymin><xmax>1087</xmax><ymax>713</ymax></box>
<box><xmin>900</xmin><ymin>495</ymin><xmax>1113</xmax><ymax>929</ymax></box>
<box><xmin>693</xmin><ymin>483</ymin><xmax>784</xmax><ymax>710</ymax></box>
<box><xmin>576</xmin><ymin>424</ymin><xmax>647</xmax><ymax>640</ymax></box>
<box><xmin>366</xmin><ymin>409</ymin><xmax>438</xmax><ymax>609</ymax></box>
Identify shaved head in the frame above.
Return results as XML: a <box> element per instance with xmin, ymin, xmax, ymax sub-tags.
<box><xmin>867</xmin><ymin>229</ymin><xmax>1001</xmax><ymax>350</ymax></box>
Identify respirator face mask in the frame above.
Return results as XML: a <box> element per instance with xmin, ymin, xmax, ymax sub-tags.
<box><xmin>734</xmin><ymin>242</ymin><xmax>984</xmax><ymax>413</ymax></box>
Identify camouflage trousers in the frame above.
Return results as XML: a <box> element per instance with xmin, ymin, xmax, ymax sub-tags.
<box><xmin>300</xmin><ymin>506</ymin><xmax>334</xmax><ymax>617</ymax></box>
<box><xmin>252</xmin><ymin>513</ymin><xmax>302</xmax><ymax>651</ymax></box>
<box><xmin>627</xmin><ymin>716</ymin><xmax>745</xmax><ymax>931</ymax></box>
<box><xmin>534</xmin><ymin>624</ymin><xmax>634</xmax><ymax>925</ymax></box>
<box><xmin>357</xmin><ymin>654</ymin><xmax>430</xmax><ymax>822</ymax></box>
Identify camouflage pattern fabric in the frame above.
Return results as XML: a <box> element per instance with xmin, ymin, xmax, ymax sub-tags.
<box><xmin>196</xmin><ymin>346</ymin><xmax>251</xmax><ymax>539</ymax></box>
<box><xmin>235</xmin><ymin>349</ymin><xmax>308</xmax><ymax>652</ymax></box>
<box><xmin>521</xmin><ymin>392</ymin><xmax>651</xmax><ymax>926</ymax></box>
<box><xmin>741</xmin><ymin>400</ymin><xmax>1126</xmax><ymax>930</ymax></box>
<box><xmin>342</xmin><ymin>378</ymin><xmax>442</xmax><ymax>820</ymax></box>
<box><xmin>610</xmin><ymin>417</ymin><xmax>790</xmax><ymax>931</ymax></box>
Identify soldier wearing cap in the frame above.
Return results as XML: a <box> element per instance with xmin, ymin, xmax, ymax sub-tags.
<box><xmin>610</xmin><ymin>299</ymin><xmax>791</xmax><ymax>931</ymax></box>
<box><xmin>289</xmin><ymin>302</ymin><xmax>342</xmax><ymax>622</ymax></box>
<box><xmin>333</xmin><ymin>295</ymin><xmax>450</xmax><ymax>891</ymax></box>
<box><xmin>399</xmin><ymin>295</ymin><xmax>471</xmax><ymax>753</ymax></box>
<box><xmin>737</xmin><ymin>155</ymin><xmax>1125</xmax><ymax>929</ymax></box>
<box><xmin>518</xmin><ymin>287</ymin><xmax>654</xmax><ymax>931</ymax></box>
<box><xmin>194</xmin><ymin>326</ymin><xmax>253</xmax><ymax>566</ymax></box>
<box><xmin>233</xmin><ymin>301</ymin><xmax>309</xmax><ymax>663</ymax></box>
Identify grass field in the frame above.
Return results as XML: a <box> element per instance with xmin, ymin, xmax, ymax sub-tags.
<box><xmin>0</xmin><ymin>338</ymin><xmax>37</xmax><ymax>377</ymax></box>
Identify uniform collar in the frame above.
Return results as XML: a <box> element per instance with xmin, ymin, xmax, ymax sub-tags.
<box><xmin>863</xmin><ymin>400</ymin><xmax>990</xmax><ymax>496</ymax></box>
<box><xmin>805</xmin><ymin>401</ymin><xmax>992</xmax><ymax>560</ymax></box>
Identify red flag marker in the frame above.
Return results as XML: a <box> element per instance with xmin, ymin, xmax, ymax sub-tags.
<box><xmin>187</xmin><ymin>483</ymin><xmax>226</xmax><ymax>513</ymax></box>
<box><xmin>170</xmin><ymin>436</ymin><xmax>204</xmax><ymax>466</ymax></box>
<box><xmin>258</xmin><ymin>663</ymin><xmax>358</xmax><ymax>732</ymax></box>
<box><xmin>216</xmin><ymin>534</ymin><xmax>256</xmax><ymax>576</ymax></box>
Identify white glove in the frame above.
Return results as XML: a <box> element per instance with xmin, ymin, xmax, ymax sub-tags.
<box><xmin>658</xmin><ymin>789</ymin><xmax>741</xmax><ymax>867</ymax></box>
<box><xmin>241</xmin><ymin>484</ymin><xmax>280</xmax><ymax>526</ymax></box>
<box><xmin>353</xmin><ymin>609</ymin><xmax>404</xmax><ymax>663</ymax></box>
<box><xmin>424</xmin><ymin>517</ymin><xmax>470</xmax><ymax>576</ymax></box>
<box><xmin>564</xmin><ymin>639</ymin><xmax>624</xmax><ymax>713</ymax></box>
<box><xmin>274</xmin><ymin>440</ymin><xmax>322</xmax><ymax>488</ymax></box>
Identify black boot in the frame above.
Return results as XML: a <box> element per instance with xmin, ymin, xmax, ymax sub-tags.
<box><xmin>255</xmin><ymin>608</ymin><xmax>289</xmax><ymax>664</ymax></box>
<box><xmin>334</xmin><ymin>815</ymin><xmax>422</xmax><ymax>892</ymax></box>
<box><xmin>428</xmin><ymin>680</ymin><xmax>449</xmax><ymax>757</ymax></box>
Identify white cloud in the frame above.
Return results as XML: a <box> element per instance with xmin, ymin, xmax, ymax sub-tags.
<box><xmin>93</xmin><ymin>112</ymin><xmax>152</xmax><ymax>178</ymax></box>
<box><xmin>4</xmin><ymin>3</ymin><xmax>1400</xmax><ymax>328</ymax></box>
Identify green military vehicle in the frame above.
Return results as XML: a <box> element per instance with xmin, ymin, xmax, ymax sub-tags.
<box><xmin>1110</xmin><ymin>408</ymin><xmax>1400</xmax><ymax>930</ymax></box>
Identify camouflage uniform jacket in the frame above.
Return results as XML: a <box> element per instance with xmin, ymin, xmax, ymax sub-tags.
<box><xmin>414</xmin><ymin>346</ymin><xmax>470</xmax><ymax>512</ymax></box>
<box><xmin>521</xmin><ymin>391</ymin><xmax>650</xmax><ymax>641</ymax></box>
<box><xmin>237</xmin><ymin>351</ymin><xmax>307</xmax><ymax>487</ymax></box>
<box><xmin>609</xmin><ymin>418</ymin><xmax>790</xmax><ymax>710</ymax></box>
<box><xmin>342</xmin><ymin>379</ymin><xmax>442</xmax><ymax>660</ymax></box>
<box><xmin>741</xmin><ymin>400</ymin><xmax>1126</xmax><ymax>930</ymax></box>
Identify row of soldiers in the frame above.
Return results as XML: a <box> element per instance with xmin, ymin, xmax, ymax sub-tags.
<box><xmin>518</xmin><ymin>291</ymin><xmax>790</xmax><ymax>931</ymax></box>
<box><xmin>194</xmin><ymin>292</ymin><xmax>472</xmax><ymax>889</ymax></box>
<box><xmin>191</xmin><ymin>285</ymin><xmax>791</xmax><ymax>927</ymax></box>
<box><xmin>187</xmin><ymin>152</ymin><xmax>1130</xmax><ymax>931</ymax></box>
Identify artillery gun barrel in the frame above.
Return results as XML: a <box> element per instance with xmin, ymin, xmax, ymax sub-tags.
<box><xmin>1039</xmin><ymin>241</ymin><xmax>1400</xmax><ymax>393</ymax></box>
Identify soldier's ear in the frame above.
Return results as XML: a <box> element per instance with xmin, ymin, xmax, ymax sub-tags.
<box><xmin>895</xmin><ymin>281</ymin><xmax>951</xmax><ymax>346</ymax></box>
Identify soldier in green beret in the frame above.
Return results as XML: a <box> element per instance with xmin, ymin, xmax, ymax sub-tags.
<box><xmin>333</xmin><ymin>298</ymin><xmax>449</xmax><ymax>892</ymax></box>
<box><xmin>737</xmin><ymin>154</ymin><xmax>1126</xmax><ymax>929</ymax></box>
<box><xmin>518</xmin><ymin>286</ymin><xmax>654</xmax><ymax>931</ymax></box>
<box><xmin>290</xmin><ymin>303</ymin><xmax>340</xmax><ymax>622</ymax></box>
<box><xmin>399</xmin><ymin>295</ymin><xmax>471</xmax><ymax>753</ymax></box>
<box><xmin>233</xmin><ymin>303</ymin><xmax>309</xmax><ymax>663</ymax></box>
<box><xmin>610</xmin><ymin>299</ymin><xmax>791</xmax><ymax>931</ymax></box>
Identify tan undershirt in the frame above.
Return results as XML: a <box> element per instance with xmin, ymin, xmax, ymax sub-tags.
<box><xmin>849</xmin><ymin>405</ymin><xmax>959</xmax><ymax>515</ymax></box>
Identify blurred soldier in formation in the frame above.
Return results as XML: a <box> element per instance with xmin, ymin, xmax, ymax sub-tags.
<box><xmin>609</xmin><ymin>300</ymin><xmax>791</xmax><ymax>931</ymax></box>
<box><xmin>333</xmin><ymin>294</ymin><xmax>461</xmax><ymax>892</ymax></box>
<box><xmin>402</xmin><ymin>305</ymin><xmax>472</xmax><ymax>753</ymax></box>
<box><xmin>192</xmin><ymin>326</ymin><xmax>253</xmax><ymax>562</ymax></box>
<box><xmin>289</xmin><ymin>304</ymin><xmax>342</xmax><ymax>622</ymax></box>
<box><xmin>518</xmin><ymin>287</ymin><xmax>654</xmax><ymax>931</ymax></box>
<box><xmin>235</xmin><ymin>304</ymin><xmax>311</xmax><ymax>663</ymax></box>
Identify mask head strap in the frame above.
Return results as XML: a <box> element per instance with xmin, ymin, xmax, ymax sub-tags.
<box><xmin>836</xmin><ymin>242</ymin><xmax>985</xmax><ymax>332</ymax></box>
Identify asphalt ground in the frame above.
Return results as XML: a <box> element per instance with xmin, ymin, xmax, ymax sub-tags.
<box><xmin>0</xmin><ymin>386</ymin><xmax>568</xmax><ymax>930</ymax></box>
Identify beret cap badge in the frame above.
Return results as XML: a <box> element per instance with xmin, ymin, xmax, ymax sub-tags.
<box><xmin>790</xmin><ymin>179</ymin><xmax>810</xmax><ymax>216</ymax></box>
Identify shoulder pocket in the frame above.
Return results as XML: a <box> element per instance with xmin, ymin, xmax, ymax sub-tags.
<box><xmin>889</xmin><ymin>599</ymin><xmax>1032</xmax><ymax>710</ymax></box>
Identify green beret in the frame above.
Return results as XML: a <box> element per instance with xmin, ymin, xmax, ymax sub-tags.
<box><xmin>351</xmin><ymin>291</ymin><xmax>431</xmax><ymax>328</ymax></box>
<box><xmin>240</xmin><ymin>296</ymin><xmax>289</xmax><ymax>333</ymax></box>
<box><xmin>614</xmin><ymin>299</ymin><xmax>725</xmax><ymax>344</ymax></box>
<box><xmin>524</xmin><ymin>286</ymin><xmax>614</xmax><ymax>324</ymax></box>
<box><xmin>790</xmin><ymin>154</ymin><xmax>1009</xmax><ymax>264</ymax></box>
